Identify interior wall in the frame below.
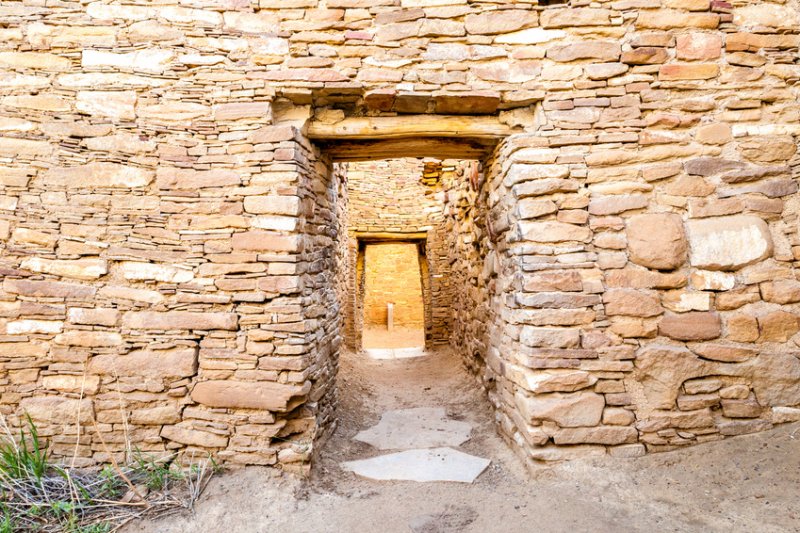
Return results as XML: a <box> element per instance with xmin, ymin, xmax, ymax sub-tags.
<box><xmin>363</xmin><ymin>242</ymin><xmax>425</xmax><ymax>330</ymax></box>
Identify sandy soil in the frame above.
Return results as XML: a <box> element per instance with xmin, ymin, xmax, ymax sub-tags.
<box><xmin>125</xmin><ymin>345</ymin><xmax>800</xmax><ymax>533</ymax></box>
<box><xmin>362</xmin><ymin>326</ymin><xmax>425</xmax><ymax>349</ymax></box>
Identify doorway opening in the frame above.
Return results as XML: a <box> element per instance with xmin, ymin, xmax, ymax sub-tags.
<box><xmin>301</xmin><ymin>113</ymin><xmax>514</xmax><ymax>477</ymax></box>
<box><xmin>360</xmin><ymin>240</ymin><xmax>426</xmax><ymax>355</ymax></box>
<box><xmin>342</xmin><ymin>158</ymin><xmax>458</xmax><ymax>356</ymax></box>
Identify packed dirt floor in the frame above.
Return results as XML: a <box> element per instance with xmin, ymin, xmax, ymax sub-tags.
<box><xmin>126</xmin><ymin>341</ymin><xmax>800</xmax><ymax>533</ymax></box>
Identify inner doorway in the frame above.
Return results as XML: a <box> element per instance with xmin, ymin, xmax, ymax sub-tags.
<box><xmin>361</xmin><ymin>241</ymin><xmax>426</xmax><ymax>354</ymax></box>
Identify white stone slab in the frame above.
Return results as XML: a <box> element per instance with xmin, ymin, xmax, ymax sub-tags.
<box><xmin>341</xmin><ymin>447</ymin><xmax>490</xmax><ymax>483</ymax></box>
<box><xmin>364</xmin><ymin>346</ymin><xmax>426</xmax><ymax>360</ymax></box>
<box><xmin>354</xmin><ymin>407</ymin><xmax>472</xmax><ymax>450</ymax></box>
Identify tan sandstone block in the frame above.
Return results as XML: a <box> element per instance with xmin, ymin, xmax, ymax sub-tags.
<box><xmin>696</xmin><ymin>123</ymin><xmax>732</xmax><ymax>145</ymax></box>
<box><xmin>243</xmin><ymin>196</ymin><xmax>301</xmax><ymax>216</ymax></box>
<box><xmin>686</xmin><ymin>215</ymin><xmax>772</xmax><ymax>271</ymax></box>
<box><xmin>465</xmin><ymin>10</ymin><xmax>538</xmax><ymax>35</ymax></box>
<box><xmin>726</xmin><ymin>314</ymin><xmax>760</xmax><ymax>343</ymax></box>
<box><xmin>553</xmin><ymin>426</ymin><xmax>638</xmax><ymax>445</ymax></box>
<box><xmin>76</xmin><ymin>91</ymin><xmax>136</xmax><ymax>120</ymax></box>
<box><xmin>4</xmin><ymin>279</ymin><xmax>96</xmax><ymax>299</ymax></box>
<box><xmin>21</xmin><ymin>258</ymin><xmax>107</xmax><ymax>280</ymax></box>
<box><xmin>517</xmin><ymin>221</ymin><xmax>592</xmax><ymax>243</ymax></box>
<box><xmin>90</xmin><ymin>348</ymin><xmax>197</xmax><ymax>378</ymax></box>
<box><xmin>42</xmin><ymin>374</ymin><xmax>101</xmax><ymax>394</ymax></box>
<box><xmin>0</xmin><ymin>52</ymin><xmax>71</xmax><ymax>70</ymax></box>
<box><xmin>659</xmin><ymin>312</ymin><xmax>721</xmax><ymax>341</ymax></box>
<box><xmin>626</xmin><ymin>213</ymin><xmax>687</xmax><ymax>270</ymax></box>
<box><xmin>515</xmin><ymin>391</ymin><xmax>605</xmax><ymax>427</ymax></box>
<box><xmin>676</xmin><ymin>33</ymin><xmax>722</xmax><ymax>60</ymax></box>
<box><xmin>758</xmin><ymin>311</ymin><xmax>800</xmax><ymax>343</ymax></box>
<box><xmin>122</xmin><ymin>312</ymin><xmax>238</xmax><ymax>331</ymax></box>
<box><xmin>603</xmin><ymin>289</ymin><xmax>662</xmax><ymax>317</ymax></box>
<box><xmin>67</xmin><ymin>308</ymin><xmax>120</xmax><ymax>326</ymax></box>
<box><xmin>161</xmin><ymin>425</ymin><xmax>228</xmax><ymax>448</ymax></box>
<box><xmin>54</xmin><ymin>331</ymin><xmax>122</xmax><ymax>347</ymax></box>
<box><xmin>659</xmin><ymin>64</ymin><xmax>719</xmax><ymax>81</ymax></box>
<box><xmin>191</xmin><ymin>380</ymin><xmax>311</xmax><ymax>412</ymax></box>
<box><xmin>20</xmin><ymin>397</ymin><xmax>94</xmax><ymax>424</ymax></box>
<box><xmin>232</xmin><ymin>231</ymin><xmax>302</xmax><ymax>252</ymax></box>
<box><xmin>547</xmin><ymin>42</ymin><xmax>620</xmax><ymax>62</ymax></box>
<box><xmin>156</xmin><ymin>168</ymin><xmax>240</xmax><ymax>189</ymax></box>
<box><xmin>42</xmin><ymin>163</ymin><xmax>154</xmax><ymax>189</ymax></box>
<box><xmin>636</xmin><ymin>10</ymin><xmax>719</xmax><ymax>29</ymax></box>
<box><xmin>130</xmin><ymin>405</ymin><xmax>181</xmax><ymax>425</ymax></box>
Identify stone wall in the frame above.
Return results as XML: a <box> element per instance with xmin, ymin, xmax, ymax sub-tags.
<box><xmin>0</xmin><ymin>0</ymin><xmax>799</xmax><ymax>469</ymax></box>
<box><xmin>363</xmin><ymin>243</ymin><xmax>425</xmax><ymax>329</ymax></box>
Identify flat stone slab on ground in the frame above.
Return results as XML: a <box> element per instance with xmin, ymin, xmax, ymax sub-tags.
<box><xmin>354</xmin><ymin>407</ymin><xmax>473</xmax><ymax>450</ymax></box>
<box><xmin>364</xmin><ymin>347</ymin><xmax>426</xmax><ymax>359</ymax></box>
<box><xmin>341</xmin><ymin>447</ymin><xmax>490</xmax><ymax>483</ymax></box>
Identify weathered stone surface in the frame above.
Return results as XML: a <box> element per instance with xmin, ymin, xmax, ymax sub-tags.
<box><xmin>121</xmin><ymin>262</ymin><xmax>194</xmax><ymax>283</ymax></box>
<box><xmin>54</xmin><ymin>331</ymin><xmax>122</xmax><ymax>347</ymax></box>
<box><xmin>523</xmin><ymin>370</ymin><xmax>597</xmax><ymax>394</ymax></box>
<box><xmin>635</xmin><ymin>345</ymin><xmax>715</xmax><ymax>409</ymax></box>
<box><xmin>156</xmin><ymin>168</ymin><xmax>240</xmax><ymax>189</ymax></box>
<box><xmin>21</xmin><ymin>258</ymin><xmax>107</xmax><ymax>280</ymax></box>
<box><xmin>122</xmin><ymin>311</ymin><xmax>237</xmax><ymax>331</ymax></box>
<box><xmin>690</xmin><ymin>343</ymin><xmax>756</xmax><ymax>363</ymax></box>
<box><xmin>686</xmin><ymin>216</ymin><xmax>773</xmax><ymax>271</ymax></box>
<box><xmin>553</xmin><ymin>426</ymin><xmax>638</xmax><ymax>445</ymax></box>
<box><xmin>626</xmin><ymin>214</ymin><xmax>687</xmax><ymax>270</ymax></box>
<box><xmin>76</xmin><ymin>91</ymin><xmax>136</xmax><ymax>120</ymax></box>
<box><xmin>517</xmin><ymin>221</ymin><xmax>592</xmax><ymax>243</ymax></box>
<box><xmin>4</xmin><ymin>279</ymin><xmax>96</xmax><ymax>299</ymax></box>
<box><xmin>191</xmin><ymin>380</ymin><xmax>310</xmax><ymax>412</ymax></box>
<box><xmin>465</xmin><ymin>10</ymin><xmax>537</xmax><ymax>35</ymax></box>
<box><xmin>161</xmin><ymin>425</ymin><xmax>228</xmax><ymax>448</ymax></box>
<box><xmin>90</xmin><ymin>348</ymin><xmax>197</xmax><ymax>378</ymax></box>
<box><xmin>547</xmin><ymin>42</ymin><xmax>620</xmax><ymax>63</ymax></box>
<box><xmin>42</xmin><ymin>163</ymin><xmax>154</xmax><ymax>189</ymax></box>
<box><xmin>516</xmin><ymin>391</ymin><xmax>605</xmax><ymax>427</ymax></box>
<box><xmin>603</xmin><ymin>289</ymin><xmax>662</xmax><ymax>317</ymax></box>
<box><xmin>20</xmin><ymin>397</ymin><xmax>94</xmax><ymax>424</ymax></box>
<box><xmin>659</xmin><ymin>312</ymin><xmax>721</xmax><ymax>341</ymax></box>
<box><xmin>588</xmin><ymin>195</ymin><xmax>648</xmax><ymax>216</ymax></box>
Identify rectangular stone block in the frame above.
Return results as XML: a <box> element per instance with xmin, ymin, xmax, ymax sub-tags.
<box><xmin>122</xmin><ymin>311</ymin><xmax>238</xmax><ymax>331</ymax></box>
<box><xmin>4</xmin><ymin>279</ymin><xmax>96</xmax><ymax>299</ymax></box>
<box><xmin>232</xmin><ymin>231</ymin><xmax>302</xmax><ymax>252</ymax></box>
<box><xmin>191</xmin><ymin>380</ymin><xmax>311</xmax><ymax>412</ymax></box>
<box><xmin>90</xmin><ymin>347</ymin><xmax>198</xmax><ymax>378</ymax></box>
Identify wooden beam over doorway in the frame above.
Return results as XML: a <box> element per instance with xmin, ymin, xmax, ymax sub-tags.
<box><xmin>320</xmin><ymin>137</ymin><xmax>495</xmax><ymax>162</ymax></box>
<box><xmin>307</xmin><ymin>115</ymin><xmax>514</xmax><ymax>140</ymax></box>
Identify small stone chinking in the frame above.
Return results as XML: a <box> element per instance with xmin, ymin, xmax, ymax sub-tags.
<box><xmin>0</xmin><ymin>0</ymin><xmax>799</xmax><ymax>470</ymax></box>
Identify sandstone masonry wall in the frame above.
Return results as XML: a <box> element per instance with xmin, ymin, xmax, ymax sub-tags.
<box><xmin>0</xmin><ymin>0</ymin><xmax>799</xmax><ymax>468</ymax></box>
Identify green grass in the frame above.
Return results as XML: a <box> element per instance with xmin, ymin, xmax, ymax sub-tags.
<box><xmin>0</xmin><ymin>415</ymin><xmax>219</xmax><ymax>532</ymax></box>
<box><xmin>0</xmin><ymin>414</ymin><xmax>49</xmax><ymax>481</ymax></box>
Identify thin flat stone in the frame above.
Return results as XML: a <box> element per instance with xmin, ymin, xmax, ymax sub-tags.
<box><xmin>354</xmin><ymin>407</ymin><xmax>472</xmax><ymax>450</ymax></box>
<box><xmin>341</xmin><ymin>447</ymin><xmax>490</xmax><ymax>483</ymax></box>
<box><xmin>364</xmin><ymin>346</ymin><xmax>426</xmax><ymax>359</ymax></box>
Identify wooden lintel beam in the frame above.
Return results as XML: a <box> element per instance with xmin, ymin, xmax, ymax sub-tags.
<box><xmin>320</xmin><ymin>137</ymin><xmax>495</xmax><ymax>162</ymax></box>
<box><xmin>355</xmin><ymin>232</ymin><xmax>428</xmax><ymax>241</ymax></box>
<box><xmin>307</xmin><ymin>115</ymin><xmax>513</xmax><ymax>140</ymax></box>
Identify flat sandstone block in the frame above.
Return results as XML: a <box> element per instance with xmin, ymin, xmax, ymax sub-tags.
<box><xmin>341</xmin><ymin>447</ymin><xmax>490</xmax><ymax>483</ymax></box>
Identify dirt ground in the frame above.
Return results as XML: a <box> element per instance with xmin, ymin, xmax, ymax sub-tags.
<box><xmin>126</xmin><ymin>344</ymin><xmax>800</xmax><ymax>533</ymax></box>
<box><xmin>362</xmin><ymin>326</ymin><xmax>425</xmax><ymax>349</ymax></box>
